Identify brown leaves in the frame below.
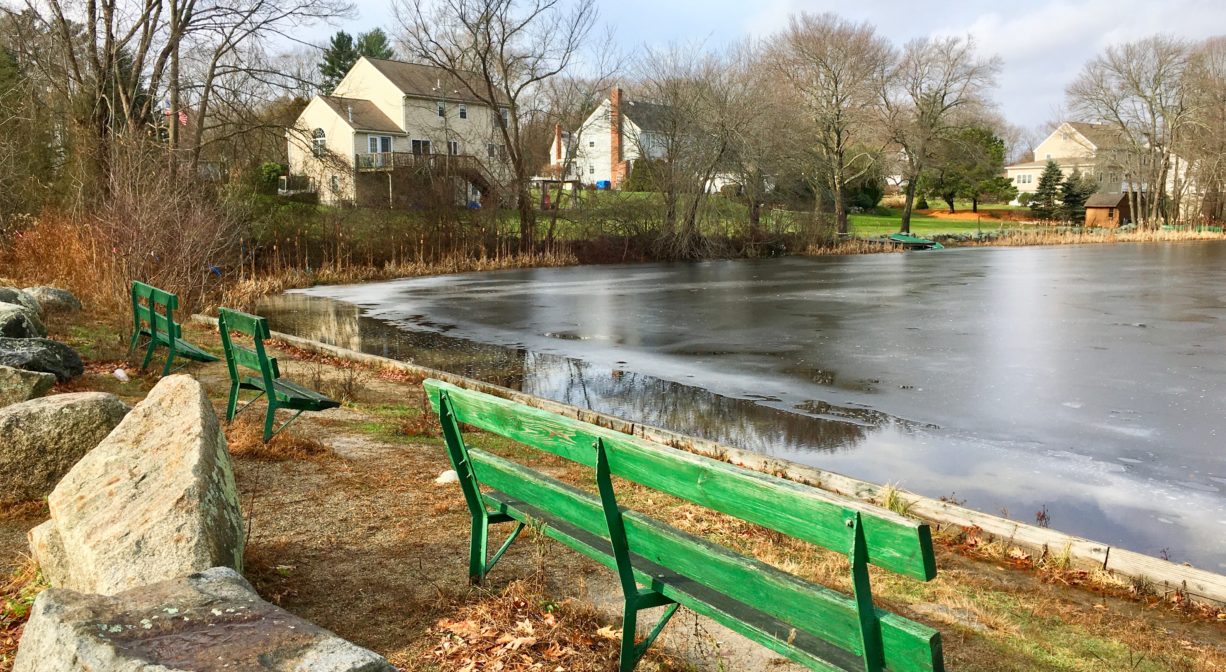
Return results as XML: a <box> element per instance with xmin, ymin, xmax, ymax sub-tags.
<box><xmin>425</xmin><ymin>580</ymin><xmax>623</xmax><ymax>671</ymax></box>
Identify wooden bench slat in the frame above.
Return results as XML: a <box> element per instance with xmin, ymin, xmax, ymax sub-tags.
<box><xmin>428</xmin><ymin>381</ymin><xmax>936</xmax><ymax>581</ymax></box>
<box><xmin>490</xmin><ymin>494</ymin><xmax>868</xmax><ymax>672</ymax></box>
<box><xmin>470</xmin><ymin>448</ymin><xmax>942</xmax><ymax>672</ymax></box>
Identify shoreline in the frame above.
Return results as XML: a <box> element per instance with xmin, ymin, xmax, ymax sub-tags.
<box><xmin>192</xmin><ymin>313</ymin><xmax>1226</xmax><ymax>609</ymax></box>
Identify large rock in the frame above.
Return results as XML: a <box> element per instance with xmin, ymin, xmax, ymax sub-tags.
<box><xmin>0</xmin><ymin>287</ymin><xmax>43</xmax><ymax>316</ymax></box>
<box><xmin>30</xmin><ymin>375</ymin><xmax>245</xmax><ymax>595</ymax></box>
<box><xmin>22</xmin><ymin>286</ymin><xmax>81</xmax><ymax>316</ymax></box>
<box><xmin>0</xmin><ymin>392</ymin><xmax>128</xmax><ymax>504</ymax></box>
<box><xmin>0</xmin><ymin>302</ymin><xmax>47</xmax><ymax>338</ymax></box>
<box><xmin>0</xmin><ymin>364</ymin><xmax>56</xmax><ymax>408</ymax></box>
<box><xmin>13</xmin><ymin>567</ymin><xmax>395</xmax><ymax>672</ymax></box>
<box><xmin>0</xmin><ymin>337</ymin><xmax>84</xmax><ymax>381</ymax></box>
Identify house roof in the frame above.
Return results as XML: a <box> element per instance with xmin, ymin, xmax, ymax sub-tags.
<box><xmin>1086</xmin><ymin>192</ymin><xmax>1128</xmax><ymax>208</ymax></box>
<box><xmin>621</xmin><ymin>100</ymin><xmax>672</xmax><ymax>133</ymax></box>
<box><xmin>1066</xmin><ymin>122</ymin><xmax>1124</xmax><ymax>150</ymax></box>
<box><xmin>317</xmin><ymin>96</ymin><xmax>404</xmax><ymax>134</ymax></box>
<box><xmin>363</xmin><ymin>57</ymin><xmax>510</xmax><ymax>106</ymax></box>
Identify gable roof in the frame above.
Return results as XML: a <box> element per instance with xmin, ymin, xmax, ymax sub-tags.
<box><xmin>1086</xmin><ymin>192</ymin><xmax>1128</xmax><ymax>208</ymax></box>
<box><xmin>316</xmin><ymin>96</ymin><xmax>404</xmax><ymax>134</ymax></box>
<box><xmin>362</xmin><ymin>57</ymin><xmax>509</xmax><ymax>106</ymax></box>
<box><xmin>1066</xmin><ymin>122</ymin><xmax>1124</xmax><ymax>150</ymax></box>
<box><xmin>621</xmin><ymin>99</ymin><xmax>672</xmax><ymax>133</ymax></box>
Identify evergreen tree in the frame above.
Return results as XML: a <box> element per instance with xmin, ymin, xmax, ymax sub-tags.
<box><xmin>319</xmin><ymin>29</ymin><xmax>396</xmax><ymax>94</ymax></box>
<box><xmin>355</xmin><ymin>29</ymin><xmax>395</xmax><ymax>60</ymax></box>
<box><xmin>1029</xmin><ymin>160</ymin><xmax>1064</xmax><ymax>221</ymax></box>
<box><xmin>319</xmin><ymin>31</ymin><xmax>358</xmax><ymax>93</ymax></box>
<box><xmin>1060</xmin><ymin>171</ymin><xmax>1098</xmax><ymax>224</ymax></box>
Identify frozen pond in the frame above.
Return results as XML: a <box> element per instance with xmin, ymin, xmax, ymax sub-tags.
<box><xmin>259</xmin><ymin>242</ymin><xmax>1226</xmax><ymax>569</ymax></box>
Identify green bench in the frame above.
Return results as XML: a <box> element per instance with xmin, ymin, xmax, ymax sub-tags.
<box><xmin>425</xmin><ymin>379</ymin><xmax>944</xmax><ymax>672</ymax></box>
<box><xmin>128</xmin><ymin>281</ymin><xmax>219</xmax><ymax>376</ymax></box>
<box><xmin>218</xmin><ymin>307</ymin><xmax>339</xmax><ymax>442</ymax></box>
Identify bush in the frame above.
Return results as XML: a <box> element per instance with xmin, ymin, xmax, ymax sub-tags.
<box><xmin>255</xmin><ymin>162</ymin><xmax>284</xmax><ymax>195</ymax></box>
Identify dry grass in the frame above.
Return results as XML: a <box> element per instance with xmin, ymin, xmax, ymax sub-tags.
<box><xmin>219</xmin><ymin>250</ymin><xmax>578</xmax><ymax>311</ymax></box>
<box><xmin>223</xmin><ymin>414</ymin><xmax>333</xmax><ymax>462</ymax></box>
<box><xmin>0</xmin><ymin>557</ymin><xmax>46</xmax><ymax>672</ymax></box>
<box><xmin>955</xmin><ymin>227</ymin><xmax>1226</xmax><ymax>248</ymax></box>
<box><xmin>420</xmin><ymin>578</ymin><xmax>683</xmax><ymax>672</ymax></box>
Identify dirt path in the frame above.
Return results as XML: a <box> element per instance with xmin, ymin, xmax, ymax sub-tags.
<box><xmin>3</xmin><ymin>318</ymin><xmax>1225</xmax><ymax>671</ymax></box>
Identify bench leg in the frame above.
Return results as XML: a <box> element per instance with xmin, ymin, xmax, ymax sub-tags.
<box><xmin>161</xmin><ymin>341</ymin><xmax>176</xmax><ymax>377</ymax></box>
<box><xmin>140</xmin><ymin>338</ymin><xmax>158</xmax><ymax>373</ymax></box>
<box><xmin>263</xmin><ymin>401</ymin><xmax>278</xmax><ymax>443</ymax></box>
<box><xmin>226</xmin><ymin>382</ymin><xmax>241</xmax><ymax>422</ymax></box>
<box><xmin>595</xmin><ymin>438</ymin><xmax>680</xmax><ymax>671</ymax></box>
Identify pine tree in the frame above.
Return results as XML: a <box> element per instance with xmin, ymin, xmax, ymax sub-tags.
<box><xmin>319</xmin><ymin>31</ymin><xmax>358</xmax><ymax>93</ymax></box>
<box><xmin>1060</xmin><ymin>171</ymin><xmax>1098</xmax><ymax>224</ymax></box>
<box><xmin>355</xmin><ymin>29</ymin><xmax>395</xmax><ymax>60</ymax></box>
<box><xmin>1029</xmin><ymin>160</ymin><xmax>1064</xmax><ymax>221</ymax></box>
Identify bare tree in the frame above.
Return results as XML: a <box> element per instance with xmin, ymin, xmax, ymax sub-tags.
<box><xmin>395</xmin><ymin>0</ymin><xmax>598</xmax><ymax>253</ymax></box>
<box><xmin>1068</xmin><ymin>36</ymin><xmax>1194</xmax><ymax>226</ymax></box>
<box><xmin>878</xmin><ymin>35</ymin><xmax>1001</xmax><ymax>233</ymax></box>
<box><xmin>1185</xmin><ymin>37</ymin><xmax>1226</xmax><ymax>221</ymax></box>
<box><xmin>770</xmin><ymin>12</ymin><xmax>892</xmax><ymax>234</ymax></box>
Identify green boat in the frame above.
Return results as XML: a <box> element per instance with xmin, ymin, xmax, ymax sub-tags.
<box><xmin>880</xmin><ymin>233</ymin><xmax>945</xmax><ymax>250</ymax></box>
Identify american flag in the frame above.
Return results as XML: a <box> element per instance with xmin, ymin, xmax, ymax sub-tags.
<box><xmin>163</xmin><ymin>107</ymin><xmax>188</xmax><ymax>126</ymax></box>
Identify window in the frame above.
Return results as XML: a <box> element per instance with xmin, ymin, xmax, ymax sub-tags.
<box><xmin>589</xmin><ymin>165</ymin><xmax>595</xmax><ymax>174</ymax></box>
<box><xmin>501</xmin><ymin>108</ymin><xmax>510</xmax><ymax>127</ymax></box>
<box><xmin>437</xmin><ymin>101</ymin><xmax>446</xmax><ymax>117</ymax></box>
<box><xmin>448</xmin><ymin>140</ymin><xmax>460</xmax><ymax>156</ymax></box>
<box><xmin>312</xmin><ymin>128</ymin><xmax>326</xmax><ymax>157</ymax></box>
<box><xmin>487</xmin><ymin>143</ymin><xmax>496</xmax><ymax>159</ymax></box>
<box><xmin>368</xmin><ymin>135</ymin><xmax>392</xmax><ymax>154</ymax></box>
<box><xmin>1045</xmin><ymin>154</ymin><xmax>1051</xmax><ymax>159</ymax></box>
<box><xmin>412</xmin><ymin>139</ymin><xmax>432</xmax><ymax>155</ymax></box>
<box><xmin>1107</xmin><ymin>208</ymin><xmax>1115</xmax><ymax>219</ymax></box>
<box><xmin>459</xmin><ymin>104</ymin><xmax>467</xmax><ymax>119</ymax></box>
<box><xmin>329</xmin><ymin>175</ymin><xmax>339</xmax><ymax>193</ymax></box>
<box><xmin>589</xmin><ymin>141</ymin><xmax>595</xmax><ymax>148</ymax></box>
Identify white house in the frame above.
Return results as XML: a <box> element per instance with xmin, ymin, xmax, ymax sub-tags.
<box><xmin>1004</xmin><ymin>122</ymin><xmax>1125</xmax><ymax>199</ymax></box>
<box><xmin>547</xmin><ymin>87</ymin><xmax>673</xmax><ymax>189</ymax></box>
<box><xmin>286</xmin><ymin>57</ymin><xmax>511</xmax><ymax>207</ymax></box>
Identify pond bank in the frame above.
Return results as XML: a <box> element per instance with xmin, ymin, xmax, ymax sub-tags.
<box><xmin>3</xmin><ymin>313</ymin><xmax>1225</xmax><ymax>671</ymax></box>
<box><xmin>192</xmin><ymin>314</ymin><xmax>1226</xmax><ymax>610</ymax></box>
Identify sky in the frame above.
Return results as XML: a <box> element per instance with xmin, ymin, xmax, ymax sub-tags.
<box><xmin>313</xmin><ymin>0</ymin><xmax>1226</xmax><ymax>134</ymax></box>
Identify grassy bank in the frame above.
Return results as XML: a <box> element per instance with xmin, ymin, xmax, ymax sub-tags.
<box><xmin>3</xmin><ymin>311</ymin><xmax>1224</xmax><ymax>671</ymax></box>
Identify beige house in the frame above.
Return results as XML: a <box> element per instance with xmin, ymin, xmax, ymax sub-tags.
<box><xmin>286</xmin><ymin>57</ymin><xmax>511</xmax><ymax>207</ymax></box>
<box><xmin>1004</xmin><ymin>122</ymin><xmax>1124</xmax><ymax>201</ymax></box>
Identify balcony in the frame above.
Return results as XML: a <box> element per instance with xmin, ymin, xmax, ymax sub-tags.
<box><xmin>356</xmin><ymin>151</ymin><xmax>486</xmax><ymax>173</ymax></box>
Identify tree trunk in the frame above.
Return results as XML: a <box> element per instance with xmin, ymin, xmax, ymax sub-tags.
<box><xmin>517</xmin><ymin>185</ymin><xmax>535</xmax><ymax>254</ymax></box>
<box><xmin>900</xmin><ymin>177</ymin><xmax>919</xmax><ymax>234</ymax></box>
<box><xmin>972</xmin><ymin>197</ymin><xmax>979</xmax><ymax>213</ymax></box>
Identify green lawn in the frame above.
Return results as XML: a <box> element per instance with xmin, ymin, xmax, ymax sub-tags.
<box><xmin>849</xmin><ymin>212</ymin><xmax>1013</xmax><ymax>237</ymax></box>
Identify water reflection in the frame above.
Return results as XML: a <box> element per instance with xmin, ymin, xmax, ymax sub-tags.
<box><xmin>259</xmin><ymin>294</ymin><xmax>876</xmax><ymax>453</ymax></box>
<box><xmin>257</xmin><ymin>244</ymin><xmax>1226</xmax><ymax>570</ymax></box>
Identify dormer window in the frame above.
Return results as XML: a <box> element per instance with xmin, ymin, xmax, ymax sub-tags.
<box><xmin>437</xmin><ymin>101</ymin><xmax>446</xmax><ymax>118</ymax></box>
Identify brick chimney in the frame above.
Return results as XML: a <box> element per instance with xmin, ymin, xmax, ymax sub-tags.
<box><xmin>609</xmin><ymin>87</ymin><xmax>626</xmax><ymax>188</ymax></box>
<box><xmin>554</xmin><ymin>123</ymin><xmax>563</xmax><ymax>162</ymax></box>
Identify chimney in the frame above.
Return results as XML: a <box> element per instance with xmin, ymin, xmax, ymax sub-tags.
<box><xmin>554</xmin><ymin>123</ymin><xmax>563</xmax><ymax>162</ymax></box>
<box><xmin>609</xmin><ymin>87</ymin><xmax>624</xmax><ymax>188</ymax></box>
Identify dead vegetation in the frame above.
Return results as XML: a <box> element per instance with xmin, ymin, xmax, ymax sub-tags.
<box><xmin>422</xmin><ymin>578</ymin><xmax>684</xmax><ymax>672</ymax></box>
<box><xmin>223</xmin><ymin>414</ymin><xmax>333</xmax><ymax>462</ymax></box>
<box><xmin>0</xmin><ymin>558</ymin><xmax>45</xmax><ymax>671</ymax></box>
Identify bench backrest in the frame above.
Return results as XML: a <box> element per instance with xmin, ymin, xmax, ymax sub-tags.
<box><xmin>425</xmin><ymin>379</ymin><xmax>942</xmax><ymax>672</ymax></box>
<box><xmin>131</xmin><ymin>281</ymin><xmax>182</xmax><ymax>341</ymax></box>
<box><xmin>217</xmin><ymin>308</ymin><xmax>280</xmax><ymax>388</ymax></box>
